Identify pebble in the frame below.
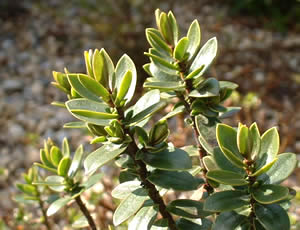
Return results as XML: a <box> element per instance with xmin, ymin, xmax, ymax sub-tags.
<box><xmin>2</xmin><ymin>79</ymin><xmax>23</xmax><ymax>93</ymax></box>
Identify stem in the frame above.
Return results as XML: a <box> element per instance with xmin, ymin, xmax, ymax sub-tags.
<box><xmin>246</xmin><ymin>161</ymin><xmax>256</xmax><ymax>230</ymax></box>
<box><xmin>75</xmin><ymin>196</ymin><xmax>97</xmax><ymax>230</ymax></box>
<box><xmin>38</xmin><ymin>198</ymin><xmax>52</xmax><ymax>230</ymax></box>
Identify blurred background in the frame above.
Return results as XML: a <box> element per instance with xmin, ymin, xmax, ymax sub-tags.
<box><xmin>0</xmin><ymin>0</ymin><xmax>299</xmax><ymax>228</ymax></box>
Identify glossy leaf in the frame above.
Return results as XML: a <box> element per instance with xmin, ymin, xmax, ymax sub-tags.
<box><xmin>174</xmin><ymin>37</ymin><xmax>189</xmax><ymax>61</ymax></box>
<box><xmin>140</xmin><ymin>147</ymin><xmax>192</xmax><ymax>171</ymax></box>
<box><xmin>148</xmin><ymin>170</ymin><xmax>203</xmax><ymax>191</ymax></box>
<box><xmin>159</xmin><ymin>12</ymin><xmax>174</xmax><ymax>45</ymax></box>
<box><xmin>185</xmin><ymin>65</ymin><xmax>205</xmax><ymax>80</ymax></box>
<box><xmin>57</xmin><ymin>156</ymin><xmax>71</xmax><ymax>177</ymax></box>
<box><xmin>68</xmin><ymin>145</ymin><xmax>84</xmax><ymax>178</ymax></box>
<box><xmin>252</xmin><ymin>184</ymin><xmax>289</xmax><ymax>204</ymax></box>
<box><xmin>40</xmin><ymin>149</ymin><xmax>54</xmax><ymax>168</ymax></box>
<box><xmin>189</xmin><ymin>37</ymin><xmax>218</xmax><ymax>78</ymax></box>
<box><xmin>167</xmin><ymin>11</ymin><xmax>178</xmax><ymax>44</ymax></box>
<box><xmin>204</xmin><ymin>190</ymin><xmax>249</xmax><ymax>212</ymax></box>
<box><xmin>113</xmin><ymin>188</ymin><xmax>148</xmax><ymax>226</ymax></box>
<box><xmin>250</xmin><ymin>157</ymin><xmax>277</xmax><ymax>177</ymax></box>
<box><xmin>128</xmin><ymin>205</ymin><xmax>157</xmax><ymax>230</ymax></box>
<box><xmin>112</xmin><ymin>181</ymin><xmax>142</xmax><ymax>199</ymax></box>
<box><xmin>77</xmin><ymin>74</ymin><xmax>110</xmax><ymax>101</ymax></box>
<box><xmin>249</xmin><ymin>122</ymin><xmax>261</xmax><ymax>159</ymax></box>
<box><xmin>47</xmin><ymin>197</ymin><xmax>72</xmax><ymax>216</ymax></box>
<box><xmin>254</xmin><ymin>204</ymin><xmax>290</xmax><ymax>230</ymax></box>
<box><xmin>213</xmin><ymin>211</ymin><xmax>248</xmax><ymax>230</ymax></box>
<box><xmin>115</xmin><ymin>70</ymin><xmax>132</xmax><ymax>106</ymax></box>
<box><xmin>115</xmin><ymin>54</ymin><xmax>137</xmax><ymax>105</ymax></box>
<box><xmin>50</xmin><ymin>146</ymin><xmax>62</xmax><ymax>167</ymax></box>
<box><xmin>177</xmin><ymin>218</ymin><xmax>212</xmax><ymax>230</ymax></box>
<box><xmin>167</xmin><ymin>199</ymin><xmax>212</xmax><ymax>218</ymax></box>
<box><xmin>203</xmin><ymin>156</ymin><xmax>219</xmax><ymax>171</ymax></box>
<box><xmin>145</xmin><ymin>52</ymin><xmax>178</xmax><ymax>71</ymax></box>
<box><xmin>84</xmin><ymin>144</ymin><xmax>127</xmax><ymax>175</ymax></box>
<box><xmin>206</xmin><ymin>170</ymin><xmax>248</xmax><ymax>186</ymax></box>
<box><xmin>258</xmin><ymin>152</ymin><xmax>297</xmax><ymax>184</ymax></box>
<box><xmin>144</xmin><ymin>81</ymin><xmax>185</xmax><ymax>91</ymax></box>
<box><xmin>186</xmin><ymin>19</ymin><xmax>201</xmax><ymax>61</ymax></box>
<box><xmin>146</xmin><ymin>29</ymin><xmax>172</xmax><ymax>54</ymax></box>
<box><xmin>66</xmin><ymin>99</ymin><xmax>114</xmax><ymax>126</ymax></box>
<box><xmin>237</xmin><ymin>124</ymin><xmax>249</xmax><ymax>155</ymax></box>
<box><xmin>147</xmin><ymin>62</ymin><xmax>180</xmax><ymax>82</ymax></box>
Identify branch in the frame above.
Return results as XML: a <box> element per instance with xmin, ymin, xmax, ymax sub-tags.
<box><xmin>75</xmin><ymin>196</ymin><xmax>97</xmax><ymax>230</ymax></box>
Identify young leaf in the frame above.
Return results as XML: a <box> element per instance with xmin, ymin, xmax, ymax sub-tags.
<box><xmin>45</xmin><ymin>175</ymin><xmax>66</xmax><ymax>192</ymax></box>
<box><xmin>40</xmin><ymin>149</ymin><xmax>55</xmax><ymax>168</ymax></box>
<box><xmin>203</xmin><ymin>156</ymin><xmax>219</xmax><ymax>171</ymax></box>
<box><xmin>92</xmin><ymin>49</ymin><xmax>106</xmax><ymax>86</ymax></box>
<box><xmin>68</xmin><ymin>145</ymin><xmax>84</xmax><ymax>178</ymax></box>
<box><xmin>66</xmin><ymin>98</ymin><xmax>114</xmax><ymax>126</ymax></box>
<box><xmin>50</xmin><ymin>146</ymin><xmax>63</xmax><ymax>167</ymax></box>
<box><xmin>84</xmin><ymin>50</ymin><xmax>94</xmax><ymax>79</ymax></box>
<box><xmin>63</xmin><ymin>121</ymin><xmax>86</xmax><ymax>129</ymax></box>
<box><xmin>146</xmin><ymin>29</ymin><xmax>172</xmax><ymax>54</ymax></box>
<box><xmin>115</xmin><ymin>70</ymin><xmax>132</xmax><ymax>106</ymax></box>
<box><xmin>148</xmin><ymin>120</ymin><xmax>169</xmax><ymax>145</ymax></box>
<box><xmin>84</xmin><ymin>144</ymin><xmax>127</xmax><ymax>175</ymax></box>
<box><xmin>250</xmin><ymin>157</ymin><xmax>277</xmax><ymax>177</ymax></box>
<box><xmin>237</xmin><ymin>124</ymin><xmax>249</xmax><ymax>155</ymax></box>
<box><xmin>252</xmin><ymin>184</ymin><xmax>289</xmax><ymax>204</ymax></box>
<box><xmin>115</xmin><ymin>54</ymin><xmax>137</xmax><ymax>105</ymax></box>
<box><xmin>57</xmin><ymin>156</ymin><xmax>72</xmax><ymax>177</ymax></box>
<box><xmin>62</xmin><ymin>137</ymin><xmax>70</xmax><ymax>157</ymax></box>
<box><xmin>213</xmin><ymin>211</ymin><xmax>248</xmax><ymax>230</ymax></box>
<box><xmin>47</xmin><ymin>197</ymin><xmax>72</xmax><ymax>216</ymax></box>
<box><xmin>206</xmin><ymin>170</ymin><xmax>248</xmax><ymax>186</ymax></box>
<box><xmin>145</xmin><ymin>52</ymin><xmax>178</xmax><ymax>71</ymax></box>
<box><xmin>16</xmin><ymin>184</ymin><xmax>37</xmax><ymax>196</ymax></box>
<box><xmin>204</xmin><ymin>190</ymin><xmax>249</xmax><ymax>212</ymax></box>
<box><xmin>128</xmin><ymin>205</ymin><xmax>157</xmax><ymax>230</ymax></box>
<box><xmin>174</xmin><ymin>37</ymin><xmax>189</xmax><ymax>61</ymax></box>
<box><xmin>140</xmin><ymin>147</ymin><xmax>192</xmax><ymax>171</ymax></box>
<box><xmin>186</xmin><ymin>20</ymin><xmax>201</xmax><ymax>61</ymax></box>
<box><xmin>147</xmin><ymin>170</ymin><xmax>203</xmax><ymax>191</ymax></box>
<box><xmin>249</xmin><ymin>122</ymin><xmax>261</xmax><ymax>159</ymax></box>
<box><xmin>159</xmin><ymin>12</ymin><xmax>174</xmax><ymax>45</ymax></box>
<box><xmin>167</xmin><ymin>11</ymin><xmax>178</xmax><ymax>44</ymax></box>
<box><xmin>189</xmin><ymin>37</ymin><xmax>218</xmax><ymax>78</ymax></box>
<box><xmin>113</xmin><ymin>188</ymin><xmax>148</xmax><ymax>226</ymax></box>
<box><xmin>254</xmin><ymin>204</ymin><xmax>290</xmax><ymax>230</ymax></box>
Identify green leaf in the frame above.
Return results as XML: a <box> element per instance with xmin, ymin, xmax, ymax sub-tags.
<box><xmin>219</xmin><ymin>81</ymin><xmax>239</xmax><ymax>90</ymax></box>
<box><xmin>254</xmin><ymin>204</ymin><xmax>290</xmax><ymax>230</ymax></box>
<box><xmin>145</xmin><ymin>52</ymin><xmax>178</xmax><ymax>71</ymax></box>
<box><xmin>72</xmin><ymin>215</ymin><xmax>89</xmax><ymax>229</ymax></box>
<box><xmin>40</xmin><ymin>149</ymin><xmax>55</xmax><ymax>168</ymax></box>
<box><xmin>177</xmin><ymin>218</ymin><xmax>212</xmax><ymax>230</ymax></box>
<box><xmin>34</xmin><ymin>162</ymin><xmax>57</xmax><ymax>173</ymax></box>
<box><xmin>213</xmin><ymin>211</ymin><xmax>248</xmax><ymax>230</ymax></box>
<box><xmin>185</xmin><ymin>65</ymin><xmax>204</xmax><ymax>80</ymax></box>
<box><xmin>45</xmin><ymin>175</ymin><xmax>66</xmax><ymax>192</ymax></box>
<box><xmin>66</xmin><ymin>98</ymin><xmax>114</xmax><ymax>126</ymax></box>
<box><xmin>146</xmin><ymin>29</ymin><xmax>172</xmax><ymax>54</ymax></box>
<box><xmin>16</xmin><ymin>184</ymin><xmax>37</xmax><ymax>196</ymax></box>
<box><xmin>213</xmin><ymin>148</ymin><xmax>245</xmax><ymax>174</ymax></box>
<box><xmin>250</xmin><ymin>157</ymin><xmax>277</xmax><ymax>177</ymax></box>
<box><xmin>146</xmin><ymin>62</ymin><xmax>180</xmax><ymax>82</ymax></box>
<box><xmin>203</xmin><ymin>156</ymin><xmax>219</xmax><ymax>171</ymax></box>
<box><xmin>128</xmin><ymin>205</ymin><xmax>157</xmax><ymax>230</ymax></box>
<box><xmin>100</xmin><ymin>49</ymin><xmax>115</xmax><ymax>91</ymax></box>
<box><xmin>167</xmin><ymin>11</ymin><xmax>178</xmax><ymax>44</ymax></box>
<box><xmin>257</xmin><ymin>127</ymin><xmax>279</xmax><ymax>167</ymax></box>
<box><xmin>82</xmin><ymin>173</ymin><xmax>103</xmax><ymax>191</ymax></box>
<box><xmin>204</xmin><ymin>190</ymin><xmax>249</xmax><ymax>212</ymax></box>
<box><xmin>144</xmin><ymin>81</ymin><xmax>185</xmax><ymax>91</ymax></box>
<box><xmin>159</xmin><ymin>12</ymin><xmax>174</xmax><ymax>45</ymax></box>
<box><xmin>115</xmin><ymin>70</ymin><xmax>132</xmax><ymax>106</ymax></box>
<box><xmin>140</xmin><ymin>147</ymin><xmax>192</xmax><ymax>171</ymax></box>
<box><xmin>148</xmin><ymin>170</ymin><xmax>203</xmax><ymax>191</ymax></box>
<box><xmin>68</xmin><ymin>145</ymin><xmax>84</xmax><ymax>178</ymax></box>
<box><xmin>174</xmin><ymin>37</ymin><xmax>189</xmax><ymax>61</ymax></box>
<box><xmin>252</xmin><ymin>184</ymin><xmax>289</xmax><ymax>204</ymax></box>
<box><xmin>186</xmin><ymin>20</ymin><xmax>201</xmax><ymax>61</ymax></box>
<box><xmin>84</xmin><ymin>144</ymin><xmax>127</xmax><ymax>175</ymax></box>
<box><xmin>189</xmin><ymin>37</ymin><xmax>218</xmax><ymax>78</ymax></box>
<box><xmin>67</xmin><ymin>73</ymin><xmax>100</xmax><ymax>102</ymax></box>
<box><xmin>47</xmin><ymin>197</ymin><xmax>72</xmax><ymax>216</ymax></box>
<box><xmin>180</xmin><ymin>145</ymin><xmax>198</xmax><ymax>157</ymax></box>
<box><xmin>112</xmin><ymin>181</ymin><xmax>142</xmax><ymax>199</ymax></box>
<box><xmin>216</xmin><ymin>124</ymin><xmax>244</xmax><ymax>168</ymax></box>
<box><xmin>218</xmin><ymin>107</ymin><xmax>241</xmax><ymax>119</ymax></box>
<box><xmin>195</xmin><ymin>115</ymin><xmax>219</xmax><ymax>155</ymax></box>
<box><xmin>249</xmin><ymin>122</ymin><xmax>261</xmax><ymax>159</ymax></box>
<box><xmin>57</xmin><ymin>156</ymin><xmax>72</xmax><ymax>177</ymax></box>
<box><xmin>167</xmin><ymin>199</ymin><xmax>212</xmax><ymax>218</ymax></box>
<box><xmin>206</xmin><ymin>170</ymin><xmax>248</xmax><ymax>186</ymax></box>
<box><xmin>237</xmin><ymin>124</ymin><xmax>249</xmax><ymax>155</ymax></box>
<box><xmin>150</xmin><ymin>219</ymin><xmax>168</xmax><ymax>230</ymax></box>
<box><xmin>63</xmin><ymin>121</ymin><xmax>86</xmax><ymax>129</ymax></box>
<box><xmin>113</xmin><ymin>188</ymin><xmax>148</xmax><ymax>226</ymax></box>
<box><xmin>77</xmin><ymin>74</ymin><xmax>110</xmax><ymax>101</ymax></box>
<box><xmin>149</xmin><ymin>120</ymin><xmax>169</xmax><ymax>145</ymax></box>
<box><xmin>62</xmin><ymin>137</ymin><xmax>70</xmax><ymax>157</ymax></box>
<box><xmin>189</xmin><ymin>78</ymin><xmax>220</xmax><ymax>98</ymax></box>
<box><xmin>115</xmin><ymin>54</ymin><xmax>137</xmax><ymax>105</ymax></box>
<box><xmin>50</xmin><ymin>146</ymin><xmax>63</xmax><ymax>167</ymax></box>
<box><xmin>84</xmin><ymin>50</ymin><xmax>94</xmax><ymax>79</ymax></box>
<box><xmin>258</xmin><ymin>152</ymin><xmax>297</xmax><ymax>184</ymax></box>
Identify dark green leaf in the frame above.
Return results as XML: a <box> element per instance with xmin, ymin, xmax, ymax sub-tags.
<box><xmin>140</xmin><ymin>147</ymin><xmax>192</xmax><ymax>171</ymax></box>
<box><xmin>189</xmin><ymin>78</ymin><xmax>220</xmax><ymax>98</ymax></box>
<box><xmin>177</xmin><ymin>218</ymin><xmax>212</xmax><ymax>230</ymax></box>
<box><xmin>168</xmin><ymin>199</ymin><xmax>212</xmax><ymax>218</ymax></box>
<box><xmin>167</xmin><ymin>11</ymin><xmax>178</xmax><ymax>44</ymax></box>
<box><xmin>213</xmin><ymin>211</ymin><xmax>248</xmax><ymax>230</ymax></box>
<box><xmin>113</xmin><ymin>188</ymin><xmax>148</xmax><ymax>226</ymax></box>
<box><xmin>237</xmin><ymin>124</ymin><xmax>249</xmax><ymax>155</ymax></box>
<box><xmin>254</xmin><ymin>204</ymin><xmax>290</xmax><ymax>230</ymax></box>
<box><xmin>252</xmin><ymin>184</ymin><xmax>289</xmax><ymax>204</ymax></box>
<box><xmin>206</xmin><ymin>170</ymin><xmax>248</xmax><ymax>186</ymax></box>
<box><xmin>204</xmin><ymin>190</ymin><xmax>249</xmax><ymax>212</ymax></box>
<box><xmin>84</xmin><ymin>144</ymin><xmax>127</xmax><ymax>175</ymax></box>
<box><xmin>148</xmin><ymin>170</ymin><xmax>203</xmax><ymax>191</ymax></box>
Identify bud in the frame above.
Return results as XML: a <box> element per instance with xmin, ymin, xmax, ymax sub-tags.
<box><xmin>149</xmin><ymin>119</ymin><xmax>169</xmax><ymax>146</ymax></box>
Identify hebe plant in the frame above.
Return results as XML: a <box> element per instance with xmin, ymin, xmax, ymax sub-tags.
<box><xmin>16</xmin><ymin>9</ymin><xmax>297</xmax><ymax>230</ymax></box>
